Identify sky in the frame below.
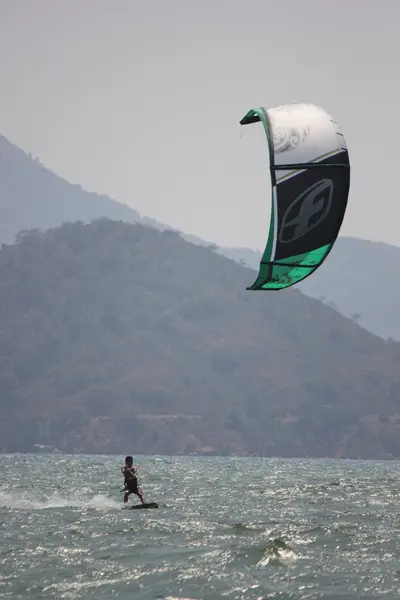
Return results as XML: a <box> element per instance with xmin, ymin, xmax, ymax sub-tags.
<box><xmin>0</xmin><ymin>0</ymin><xmax>399</xmax><ymax>251</ymax></box>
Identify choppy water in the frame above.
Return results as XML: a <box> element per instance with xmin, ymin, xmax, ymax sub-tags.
<box><xmin>1</xmin><ymin>455</ymin><xmax>400</xmax><ymax>599</ymax></box>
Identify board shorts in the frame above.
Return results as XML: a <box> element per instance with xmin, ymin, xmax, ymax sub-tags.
<box><xmin>125</xmin><ymin>478</ymin><xmax>139</xmax><ymax>493</ymax></box>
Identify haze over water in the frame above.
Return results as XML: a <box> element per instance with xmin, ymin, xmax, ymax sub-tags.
<box><xmin>1</xmin><ymin>454</ymin><xmax>400</xmax><ymax>599</ymax></box>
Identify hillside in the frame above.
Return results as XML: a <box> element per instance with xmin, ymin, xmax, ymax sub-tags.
<box><xmin>223</xmin><ymin>239</ymin><xmax>400</xmax><ymax>341</ymax></box>
<box><xmin>0</xmin><ymin>135</ymin><xmax>142</xmax><ymax>242</ymax></box>
<box><xmin>0</xmin><ymin>219</ymin><xmax>400</xmax><ymax>458</ymax></box>
<box><xmin>0</xmin><ymin>134</ymin><xmax>189</xmax><ymax>242</ymax></box>
<box><xmin>2</xmin><ymin>134</ymin><xmax>400</xmax><ymax>341</ymax></box>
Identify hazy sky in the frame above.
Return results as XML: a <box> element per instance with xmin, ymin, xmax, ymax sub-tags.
<box><xmin>0</xmin><ymin>0</ymin><xmax>399</xmax><ymax>250</ymax></box>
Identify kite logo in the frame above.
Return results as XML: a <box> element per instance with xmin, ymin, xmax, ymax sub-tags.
<box><xmin>279</xmin><ymin>178</ymin><xmax>334</xmax><ymax>244</ymax></box>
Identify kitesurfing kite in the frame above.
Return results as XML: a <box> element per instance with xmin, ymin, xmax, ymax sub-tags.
<box><xmin>240</xmin><ymin>103</ymin><xmax>350</xmax><ymax>290</ymax></box>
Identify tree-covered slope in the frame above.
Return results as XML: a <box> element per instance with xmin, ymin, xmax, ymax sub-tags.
<box><xmin>0</xmin><ymin>219</ymin><xmax>399</xmax><ymax>458</ymax></box>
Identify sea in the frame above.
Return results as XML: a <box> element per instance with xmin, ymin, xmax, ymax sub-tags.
<box><xmin>1</xmin><ymin>454</ymin><xmax>400</xmax><ymax>599</ymax></box>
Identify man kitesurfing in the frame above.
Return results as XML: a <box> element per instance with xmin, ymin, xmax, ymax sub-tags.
<box><xmin>121</xmin><ymin>455</ymin><xmax>144</xmax><ymax>505</ymax></box>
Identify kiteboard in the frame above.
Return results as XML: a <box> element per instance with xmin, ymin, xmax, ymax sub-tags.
<box><xmin>127</xmin><ymin>502</ymin><xmax>158</xmax><ymax>510</ymax></box>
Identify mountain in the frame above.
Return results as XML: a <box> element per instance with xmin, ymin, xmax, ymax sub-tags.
<box><xmin>0</xmin><ymin>134</ymin><xmax>156</xmax><ymax>242</ymax></box>
<box><xmin>0</xmin><ymin>219</ymin><xmax>400</xmax><ymax>458</ymax></box>
<box><xmin>222</xmin><ymin>239</ymin><xmax>400</xmax><ymax>341</ymax></box>
<box><xmin>2</xmin><ymin>134</ymin><xmax>400</xmax><ymax>341</ymax></box>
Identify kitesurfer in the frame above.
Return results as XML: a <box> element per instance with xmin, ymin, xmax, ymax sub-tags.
<box><xmin>121</xmin><ymin>456</ymin><xmax>144</xmax><ymax>504</ymax></box>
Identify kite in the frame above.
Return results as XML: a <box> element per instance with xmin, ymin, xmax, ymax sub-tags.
<box><xmin>240</xmin><ymin>103</ymin><xmax>350</xmax><ymax>290</ymax></box>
